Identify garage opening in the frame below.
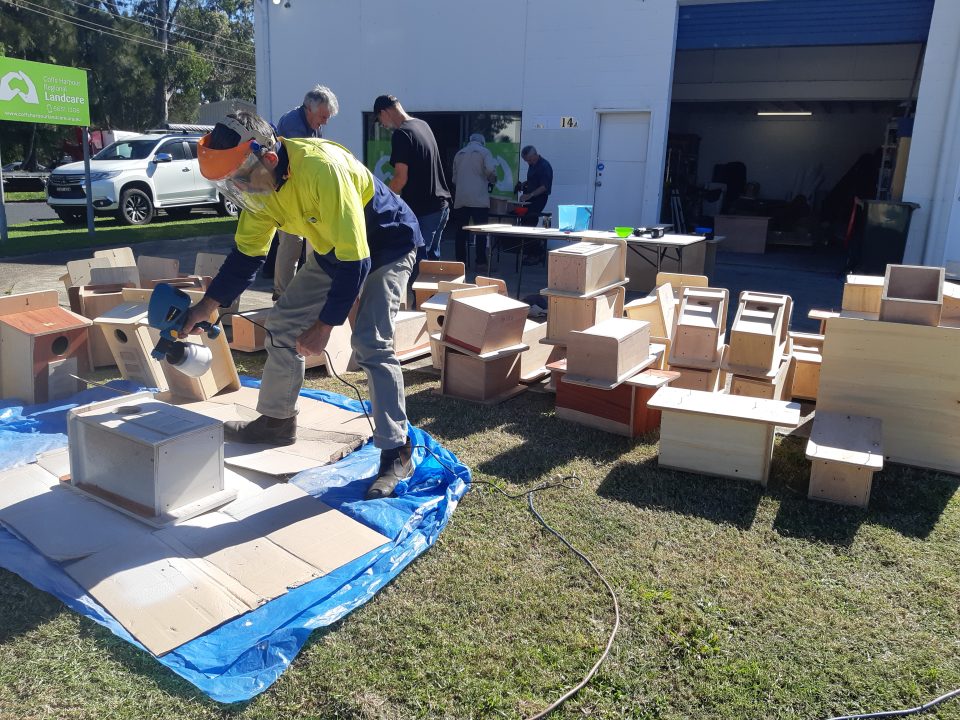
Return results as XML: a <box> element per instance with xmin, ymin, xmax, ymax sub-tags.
<box><xmin>667</xmin><ymin>0</ymin><xmax>933</xmax><ymax>260</ymax></box>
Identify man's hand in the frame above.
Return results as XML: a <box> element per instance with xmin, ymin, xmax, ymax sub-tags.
<box><xmin>520</xmin><ymin>193</ymin><xmax>532</xmax><ymax>202</ymax></box>
<box><xmin>296</xmin><ymin>320</ymin><xmax>333</xmax><ymax>357</ymax></box>
<box><xmin>180</xmin><ymin>297</ymin><xmax>220</xmax><ymax>336</ymax></box>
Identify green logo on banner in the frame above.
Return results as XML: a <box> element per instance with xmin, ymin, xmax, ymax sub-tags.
<box><xmin>0</xmin><ymin>57</ymin><xmax>90</xmax><ymax>126</ymax></box>
<box><xmin>488</xmin><ymin>142</ymin><xmax>520</xmax><ymax>199</ymax></box>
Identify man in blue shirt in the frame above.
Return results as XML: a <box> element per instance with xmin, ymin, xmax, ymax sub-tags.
<box><xmin>517</xmin><ymin>145</ymin><xmax>553</xmax><ymax>264</ymax></box>
<box><xmin>271</xmin><ymin>86</ymin><xmax>339</xmax><ymax>299</ymax></box>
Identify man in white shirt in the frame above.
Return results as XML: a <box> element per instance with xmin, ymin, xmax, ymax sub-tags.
<box><xmin>451</xmin><ymin>133</ymin><xmax>497</xmax><ymax>269</ymax></box>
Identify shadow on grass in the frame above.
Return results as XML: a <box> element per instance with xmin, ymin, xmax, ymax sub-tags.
<box><xmin>406</xmin><ymin>384</ymin><xmax>641</xmax><ymax>482</ymax></box>
<box><xmin>768</xmin><ymin>436</ymin><xmax>960</xmax><ymax>545</ymax></box>
<box><xmin>0</xmin><ymin>568</ymin><xmax>66</xmax><ymax>645</ymax></box>
<box><xmin>597</xmin><ymin>455</ymin><xmax>763</xmax><ymax>530</ymax></box>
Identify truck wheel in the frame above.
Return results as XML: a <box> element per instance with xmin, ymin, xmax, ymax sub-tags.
<box><xmin>54</xmin><ymin>209</ymin><xmax>85</xmax><ymax>225</ymax></box>
<box><xmin>217</xmin><ymin>194</ymin><xmax>240</xmax><ymax>217</ymax></box>
<box><xmin>119</xmin><ymin>188</ymin><xmax>154</xmax><ymax>225</ymax></box>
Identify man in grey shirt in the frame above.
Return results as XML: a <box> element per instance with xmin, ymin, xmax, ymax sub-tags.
<box><xmin>451</xmin><ymin>133</ymin><xmax>497</xmax><ymax>268</ymax></box>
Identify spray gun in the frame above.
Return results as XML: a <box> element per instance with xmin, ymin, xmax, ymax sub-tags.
<box><xmin>147</xmin><ymin>283</ymin><xmax>221</xmax><ymax>378</ymax></box>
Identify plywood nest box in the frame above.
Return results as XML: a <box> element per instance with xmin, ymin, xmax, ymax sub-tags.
<box><xmin>67</xmin><ymin>392</ymin><xmax>236</xmax><ymax>526</ymax></box>
<box><xmin>439</xmin><ymin>342</ymin><xmax>529</xmax><ymax>405</ymax></box>
<box><xmin>648</xmin><ymin>387</ymin><xmax>801</xmax><ymax>485</ymax></box>
<box><xmin>624</xmin><ymin>283</ymin><xmax>677</xmax><ymax>341</ymax></box>
<box><xmin>805</xmin><ymin>411</ymin><xmax>884</xmax><ymax>508</ymax></box>
<box><xmin>442</xmin><ymin>293</ymin><xmax>528</xmax><ymax>356</ymax></box>
<box><xmin>546</xmin><ymin>240</ymin><xmax>627</xmax><ymax>296</ymax></box>
<box><xmin>0</xmin><ymin>291</ymin><xmax>93</xmax><ymax>404</ymax></box>
<box><xmin>879</xmin><ymin>264</ymin><xmax>944</xmax><ymax>326</ymax></box>
<box><xmin>725</xmin><ymin>291</ymin><xmax>792</xmax><ymax>378</ymax></box>
<box><xmin>543</xmin><ymin>286</ymin><xmax>625</xmax><ymax>346</ymax></box>
<box><xmin>548</xmin><ymin>358</ymin><xmax>678</xmax><ymax>437</ymax></box>
<box><xmin>564</xmin><ymin>317</ymin><xmax>655</xmax><ymax>389</ymax></box>
<box><xmin>411</xmin><ymin>260</ymin><xmax>465</xmax><ymax>308</ymax></box>
<box><xmin>93</xmin><ymin>301</ymin><xmax>169</xmax><ymax>391</ymax></box>
<box><xmin>668</xmin><ymin>287</ymin><xmax>728</xmax><ymax>369</ymax></box>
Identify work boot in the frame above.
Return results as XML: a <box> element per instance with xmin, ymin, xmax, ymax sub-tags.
<box><xmin>366</xmin><ymin>437</ymin><xmax>414</xmax><ymax>500</ymax></box>
<box><xmin>223</xmin><ymin>414</ymin><xmax>297</xmax><ymax>446</ymax></box>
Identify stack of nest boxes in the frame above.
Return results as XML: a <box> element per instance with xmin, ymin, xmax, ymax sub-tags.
<box><xmin>541</xmin><ymin>239</ymin><xmax>628</xmax><ymax>349</ymax></box>
<box><xmin>666</xmin><ymin>286</ymin><xmax>729</xmax><ymax>391</ymax></box>
<box><xmin>424</xmin><ymin>283</ymin><xmax>559</xmax><ymax>381</ymax></box>
<box><xmin>547</xmin><ymin>317</ymin><xmax>677</xmax><ymax>437</ymax></box>
<box><xmin>809</xmin><ymin>263</ymin><xmax>960</xmax><ymax>508</ymax></box>
<box><xmin>0</xmin><ymin>290</ymin><xmax>93</xmax><ymax>404</ymax></box>
<box><xmin>725</xmin><ymin>291</ymin><xmax>795</xmax><ymax>401</ymax></box>
<box><xmin>436</xmin><ymin>291</ymin><xmax>531</xmax><ymax>404</ymax></box>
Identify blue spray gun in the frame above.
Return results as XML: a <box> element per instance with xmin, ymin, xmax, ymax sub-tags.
<box><xmin>147</xmin><ymin>283</ymin><xmax>222</xmax><ymax>377</ymax></box>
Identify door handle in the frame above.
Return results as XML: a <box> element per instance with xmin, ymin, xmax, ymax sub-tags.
<box><xmin>595</xmin><ymin>181</ymin><xmax>602</xmax><ymax>187</ymax></box>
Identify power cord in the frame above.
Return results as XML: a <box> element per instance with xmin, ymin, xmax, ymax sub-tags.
<box><xmin>215</xmin><ymin>309</ymin><xmax>960</xmax><ymax>720</ymax></box>
<box><xmin>215</xmin><ymin>308</ymin><xmax>622</xmax><ymax>719</ymax></box>
<box><xmin>823</xmin><ymin>688</ymin><xmax>960</xmax><ymax>720</ymax></box>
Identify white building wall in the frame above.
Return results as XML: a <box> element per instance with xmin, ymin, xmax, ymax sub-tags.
<box><xmin>903</xmin><ymin>0</ymin><xmax>960</xmax><ymax>276</ymax></box>
<box><xmin>254</xmin><ymin>0</ymin><xmax>679</xmax><ymax>225</ymax></box>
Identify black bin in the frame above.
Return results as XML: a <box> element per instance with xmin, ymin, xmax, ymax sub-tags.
<box><xmin>848</xmin><ymin>200</ymin><xmax>920</xmax><ymax>274</ymax></box>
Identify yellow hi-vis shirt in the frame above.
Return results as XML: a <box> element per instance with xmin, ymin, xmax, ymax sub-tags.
<box><xmin>234</xmin><ymin>137</ymin><xmax>374</xmax><ymax>263</ymax></box>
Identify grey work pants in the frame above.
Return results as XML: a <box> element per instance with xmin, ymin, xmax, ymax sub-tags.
<box><xmin>274</xmin><ymin>229</ymin><xmax>305</xmax><ymax>296</ymax></box>
<box><xmin>258</xmin><ymin>248</ymin><xmax>417</xmax><ymax>450</ymax></box>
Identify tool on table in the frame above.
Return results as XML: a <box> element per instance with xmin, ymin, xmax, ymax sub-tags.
<box><xmin>633</xmin><ymin>226</ymin><xmax>666</xmax><ymax>239</ymax></box>
<box><xmin>147</xmin><ymin>283</ymin><xmax>220</xmax><ymax>377</ymax></box>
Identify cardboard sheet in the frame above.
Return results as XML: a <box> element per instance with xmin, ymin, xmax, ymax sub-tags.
<box><xmin>1</xmin><ymin>460</ymin><xmax>390</xmax><ymax>656</ymax></box>
<box><xmin>154</xmin><ymin>511</ymin><xmax>321</xmax><ymax>601</ymax></box>
<box><xmin>223</xmin><ymin>484</ymin><xmax>391</xmax><ymax>573</ymax></box>
<box><xmin>0</xmin><ymin>464</ymin><xmax>150</xmax><ymax>561</ymax></box>
<box><xmin>65</xmin><ymin>533</ymin><xmax>257</xmax><ymax>656</ymax></box>
<box><xmin>174</xmin><ymin>387</ymin><xmax>372</xmax><ymax>476</ymax></box>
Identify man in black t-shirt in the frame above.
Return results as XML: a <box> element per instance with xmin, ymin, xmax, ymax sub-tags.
<box><xmin>516</xmin><ymin>145</ymin><xmax>554</xmax><ymax>264</ymax></box>
<box><xmin>374</xmin><ymin>95</ymin><xmax>451</xmax><ymax>263</ymax></box>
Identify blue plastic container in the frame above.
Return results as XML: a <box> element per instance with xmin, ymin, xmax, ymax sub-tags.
<box><xmin>558</xmin><ymin>204</ymin><xmax>593</xmax><ymax>231</ymax></box>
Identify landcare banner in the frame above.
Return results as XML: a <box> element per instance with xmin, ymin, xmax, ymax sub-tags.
<box><xmin>0</xmin><ymin>57</ymin><xmax>90</xmax><ymax>126</ymax></box>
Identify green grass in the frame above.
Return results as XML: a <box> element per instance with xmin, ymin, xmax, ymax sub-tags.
<box><xmin>1</xmin><ymin>214</ymin><xmax>238</xmax><ymax>257</ymax></box>
<box><xmin>1</xmin><ymin>357</ymin><xmax>959</xmax><ymax>719</ymax></box>
<box><xmin>3</xmin><ymin>191</ymin><xmax>45</xmax><ymax>202</ymax></box>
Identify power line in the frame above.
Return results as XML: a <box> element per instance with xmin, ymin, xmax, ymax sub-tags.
<box><xmin>9</xmin><ymin>0</ymin><xmax>256</xmax><ymax>70</ymax></box>
<box><xmin>59</xmin><ymin>0</ymin><xmax>254</xmax><ymax>56</ymax></box>
<box><xmin>2</xmin><ymin>0</ymin><xmax>256</xmax><ymax>71</ymax></box>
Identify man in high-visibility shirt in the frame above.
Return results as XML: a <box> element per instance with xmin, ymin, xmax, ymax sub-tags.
<box><xmin>183</xmin><ymin>111</ymin><xmax>423</xmax><ymax>499</ymax></box>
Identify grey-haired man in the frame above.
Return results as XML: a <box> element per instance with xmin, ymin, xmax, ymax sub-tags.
<box><xmin>272</xmin><ymin>85</ymin><xmax>340</xmax><ymax>299</ymax></box>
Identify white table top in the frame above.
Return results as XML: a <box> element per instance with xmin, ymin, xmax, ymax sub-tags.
<box><xmin>463</xmin><ymin>224</ymin><xmax>706</xmax><ymax>248</ymax></box>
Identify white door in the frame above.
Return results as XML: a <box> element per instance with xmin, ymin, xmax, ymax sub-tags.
<box><xmin>151</xmin><ymin>139</ymin><xmax>200</xmax><ymax>203</ymax></box>
<box><xmin>592</xmin><ymin>112</ymin><xmax>650</xmax><ymax>231</ymax></box>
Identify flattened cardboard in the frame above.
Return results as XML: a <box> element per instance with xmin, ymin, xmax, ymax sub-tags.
<box><xmin>154</xmin><ymin>511</ymin><xmax>321</xmax><ymax>601</ymax></box>
<box><xmin>0</xmin><ymin>463</ymin><xmax>150</xmax><ymax>561</ymax></box>
<box><xmin>223</xmin><ymin>484</ymin><xmax>390</xmax><ymax>573</ymax></box>
<box><xmin>171</xmin><ymin>387</ymin><xmax>372</xmax><ymax>476</ymax></box>
<box><xmin>65</xmin><ymin>533</ymin><xmax>256</xmax><ymax>656</ymax></box>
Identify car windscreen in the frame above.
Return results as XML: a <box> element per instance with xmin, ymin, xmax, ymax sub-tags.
<box><xmin>93</xmin><ymin>140</ymin><xmax>158</xmax><ymax>161</ymax></box>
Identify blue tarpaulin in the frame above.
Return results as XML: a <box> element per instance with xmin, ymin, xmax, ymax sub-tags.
<box><xmin>0</xmin><ymin>377</ymin><xmax>470</xmax><ymax>703</ymax></box>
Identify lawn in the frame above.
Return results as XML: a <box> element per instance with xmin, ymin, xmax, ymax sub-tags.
<box><xmin>2</xmin><ymin>191</ymin><xmax>45</xmax><ymax>202</ymax></box>
<box><xmin>0</xmin><ymin>355</ymin><xmax>959</xmax><ymax>720</ymax></box>
<box><xmin>1</xmin><ymin>214</ymin><xmax>238</xmax><ymax>258</ymax></box>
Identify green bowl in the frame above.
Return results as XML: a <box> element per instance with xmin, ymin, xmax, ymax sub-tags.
<box><xmin>614</xmin><ymin>226</ymin><xmax>633</xmax><ymax>238</ymax></box>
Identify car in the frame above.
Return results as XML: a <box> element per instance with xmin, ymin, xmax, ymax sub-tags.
<box><xmin>2</xmin><ymin>161</ymin><xmax>47</xmax><ymax>172</ymax></box>
<box><xmin>45</xmin><ymin>132</ymin><xmax>239</xmax><ymax>225</ymax></box>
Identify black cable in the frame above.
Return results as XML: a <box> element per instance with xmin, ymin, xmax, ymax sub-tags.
<box><xmin>824</xmin><ymin>688</ymin><xmax>960</xmax><ymax>720</ymax></box>
<box><xmin>214</xmin><ymin>308</ymin><xmax>621</xmax><ymax>719</ymax></box>
<box><xmin>214</xmin><ymin>310</ymin><xmax>375</xmax><ymax>436</ymax></box>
